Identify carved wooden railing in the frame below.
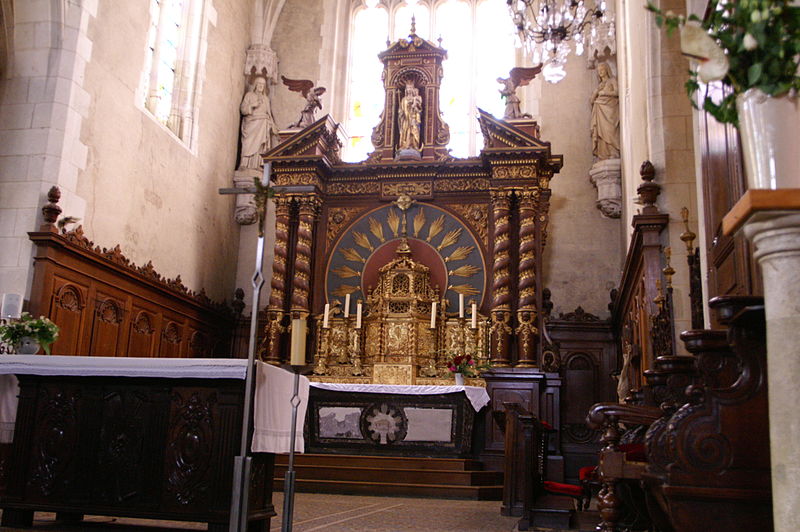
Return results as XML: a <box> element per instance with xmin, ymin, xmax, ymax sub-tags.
<box><xmin>610</xmin><ymin>161</ymin><xmax>670</xmax><ymax>398</ymax></box>
<box><xmin>26</xmin><ymin>187</ymin><xmax>235</xmax><ymax>357</ymax></box>
<box><xmin>642</xmin><ymin>296</ymin><xmax>771</xmax><ymax>532</ymax></box>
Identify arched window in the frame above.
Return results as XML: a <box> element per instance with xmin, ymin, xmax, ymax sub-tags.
<box><xmin>142</xmin><ymin>0</ymin><xmax>212</xmax><ymax>147</ymax></box>
<box><xmin>344</xmin><ymin>0</ymin><xmax>518</xmax><ymax>162</ymax></box>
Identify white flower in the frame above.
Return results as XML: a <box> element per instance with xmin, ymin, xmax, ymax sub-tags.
<box><xmin>679</xmin><ymin>22</ymin><xmax>729</xmax><ymax>83</ymax></box>
<box><xmin>743</xmin><ymin>33</ymin><xmax>758</xmax><ymax>51</ymax></box>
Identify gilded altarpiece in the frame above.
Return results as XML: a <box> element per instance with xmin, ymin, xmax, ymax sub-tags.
<box><xmin>260</xmin><ymin>28</ymin><xmax>562</xmax><ymax>387</ymax></box>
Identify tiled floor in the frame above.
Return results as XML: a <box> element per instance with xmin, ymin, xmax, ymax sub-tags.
<box><xmin>1</xmin><ymin>492</ymin><xmax>600</xmax><ymax>531</ymax></box>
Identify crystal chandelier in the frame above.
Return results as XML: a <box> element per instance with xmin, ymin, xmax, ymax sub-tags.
<box><xmin>508</xmin><ymin>0</ymin><xmax>614</xmax><ymax>83</ymax></box>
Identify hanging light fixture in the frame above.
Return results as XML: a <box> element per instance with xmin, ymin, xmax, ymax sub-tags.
<box><xmin>508</xmin><ymin>0</ymin><xmax>614</xmax><ymax>83</ymax></box>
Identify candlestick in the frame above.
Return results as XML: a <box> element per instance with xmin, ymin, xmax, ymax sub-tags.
<box><xmin>355</xmin><ymin>301</ymin><xmax>362</xmax><ymax>329</ymax></box>
<box><xmin>290</xmin><ymin>318</ymin><xmax>307</xmax><ymax>365</ymax></box>
<box><xmin>322</xmin><ymin>303</ymin><xmax>330</xmax><ymax>329</ymax></box>
<box><xmin>471</xmin><ymin>302</ymin><xmax>477</xmax><ymax>329</ymax></box>
<box><xmin>459</xmin><ymin>293</ymin><xmax>464</xmax><ymax>318</ymax></box>
<box><xmin>430</xmin><ymin>301</ymin><xmax>437</xmax><ymax>329</ymax></box>
<box><xmin>344</xmin><ymin>293</ymin><xmax>351</xmax><ymax>318</ymax></box>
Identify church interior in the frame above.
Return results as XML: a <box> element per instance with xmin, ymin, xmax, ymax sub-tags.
<box><xmin>0</xmin><ymin>0</ymin><xmax>798</xmax><ymax>530</ymax></box>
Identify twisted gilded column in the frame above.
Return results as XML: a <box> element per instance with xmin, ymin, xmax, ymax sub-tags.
<box><xmin>263</xmin><ymin>195</ymin><xmax>292</xmax><ymax>364</ymax></box>
<box><xmin>516</xmin><ymin>188</ymin><xmax>539</xmax><ymax>367</ymax></box>
<box><xmin>291</xmin><ymin>195</ymin><xmax>320</xmax><ymax>313</ymax></box>
<box><xmin>489</xmin><ymin>188</ymin><xmax>513</xmax><ymax>366</ymax></box>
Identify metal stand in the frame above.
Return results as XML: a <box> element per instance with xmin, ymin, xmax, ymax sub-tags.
<box><xmin>220</xmin><ymin>163</ymin><xmax>273</xmax><ymax>532</ymax></box>
<box><xmin>281</xmin><ymin>366</ymin><xmax>304</xmax><ymax>532</ymax></box>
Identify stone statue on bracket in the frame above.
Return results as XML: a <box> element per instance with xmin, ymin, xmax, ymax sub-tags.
<box><xmin>282</xmin><ymin>76</ymin><xmax>327</xmax><ymax>129</ymax></box>
<box><xmin>590</xmin><ymin>63</ymin><xmax>620</xmax><ymax>160</ymax></box>
<box><xmin>397</xmin><ymin>79</ymin><xmax>423</xmax><ymax>158</ymax></box>
<box><xmin>496</xmin><ymin>65</ymin><xmax>542</xmax><ymax>120</ymax></box>
<box><xmin>588</xmin><ymin>62</ymin><xmax>622</xmax><ymax>219</ymax></box>
<box><xmin>238</xmin><ymin>75</ymin><xmax>279</xmax><ymax>170</ymax></box>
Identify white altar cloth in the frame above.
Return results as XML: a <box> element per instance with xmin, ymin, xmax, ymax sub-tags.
<box><xmin>0</xmin><ymin>355</ymin><xmax>309</xmax><ymax>453</ymax></box>
<box><xmin>310</xmin><ymin>382</ymin><xmax>490</xmax><ymax>412</ymax></box>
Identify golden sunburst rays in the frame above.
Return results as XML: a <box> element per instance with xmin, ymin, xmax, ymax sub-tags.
<box><xmin>387</xmin><ymin>209</ymin><xmax>400</xmax><ymax>238</ymax></box>
<box><xmin>413</xmin><ymin>208</ymin><xmax>426</xmax><ymax>238</ymax></box>
<box><xmin>436</xmin><ymin>228</ymin><xmax>462</xmax><ymax>252</ymax></box>
<box><xmin>445</xmin><ymin>246</ymin><xmax>474</xmax><ymax>263</ymax></box>
<box><xmin>340</xmin><ymin>247</ymin><xmax>366</xmax><ymax>263</ymax></box>
<box><xmin>448</xmin><ymin>284</ymin><xmax>480</xmax><ymax>296</ymax></box>
<box><xmin>332</xmin><ymin>265</ymin><xmax>361</xmax><ymax>278</ymax></box>
<box><xmin>332</xmin><ymin>284</ymin><xmax>360</xmax><ymax>297</ymax></box>
<box><xmin>426</xmin><ymin>214</ymin><xmax>445</xmax><ymax>242</ymax></box>
<box><xmin>368</xmin><ymin>217</ymin><xmax>385</xmax><ymax>243</ymax></box>
<box><xmin>449</xmin><ymin>265</ymin><xmax>480</xmax><ymax>278</ymax></box>
<box><xmin>352</xmin><ymin>231</ymin><xmax>374</xmax><ymax>252</ymax></box>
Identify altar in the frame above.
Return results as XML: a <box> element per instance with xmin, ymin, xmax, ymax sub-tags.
<box><xmin>0</xmin><ymin>355</ymin><xmax>309</xmax><ymax>531</ymax></box>
<box><xmin>305</xmin><ymin>382</ymin><xmax>490</xmax><ymax>457</ymax></box>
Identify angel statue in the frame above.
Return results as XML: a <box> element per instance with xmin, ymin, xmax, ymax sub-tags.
<box><xmin>496</xmin><ymin>65</ymin><xmax>542</xmax><ymax>120</ymax></box>
<box><xmin>281</xmin><ymin>76</ymin><xmax>327</xmax><ymax>129</ymax></box>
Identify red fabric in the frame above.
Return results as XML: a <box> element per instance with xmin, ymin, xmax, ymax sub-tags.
<box><xmin>619</xmin><ymin>443</ymin><xmax>647</xmax><ymax>462</ymax></box>
<box><xmin>540</xmin><ymin>420</ymin><xmax>554</xmax><ymax>431</ymax></box>
<box><xmin>579</xmin><ymin>465</ymin><xmax>598</xmax><ymax>481</ymax></box>
<box><xmin>544</xmin><ymin>481</ymin><xmax>585</xmax><ymax>497</ymax></box>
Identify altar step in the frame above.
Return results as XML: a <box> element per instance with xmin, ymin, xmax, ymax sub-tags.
<box><xmin>274</xmin><ymin>453</ymin><xmax>503</xmax><ymax>500</ymax></box>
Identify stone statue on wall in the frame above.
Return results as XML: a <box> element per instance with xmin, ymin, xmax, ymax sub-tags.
<box><xmin>590</xmin><ymin>63</ymin><xmax>620</xmax><ymax>160</ymax></box>
<box><xmin>282</xmin><ymin>76</ymin><xmax>326</xmax><ymax>129</ymax></box>
<box><xmin>398</xmin><ymin>80</ymin><xmax>422</xmax><ymax>152</ymax></box>
<box><xmin>238</xmin><ymin>76</ymin><xmax>279</xmax><ymax>170</ymax></box>
<box><xmin>496</xmin><ymin>65</ymin><xmax>542</xmax><ymax>120</ymax></box>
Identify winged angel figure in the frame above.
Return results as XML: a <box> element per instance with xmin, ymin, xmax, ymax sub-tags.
<box><xmin>282</xmin><ymin>76</ymin><xmax>327</xmax><ymax>129</ymax></box>
<box><xmin>496</xmin><ymin>65</ymin><xmax>543</xmax><ymax>120</ymax></box>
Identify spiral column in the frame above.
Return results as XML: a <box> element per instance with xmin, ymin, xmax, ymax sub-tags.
<box><xmin>288</xmin><ymin>194</ymin><xmax>320</xmax><ymax>365</ymax></box>
<box><xmin>263</xmin><ymin>195</ymin><xmax>292</xmax><ymax>365</ymax></box>
<box><xmin>516</xmin><ymin>187</ymin><xmax>539</xmax><ymax>367</ymax></box>
<box><xmin>489</xmin><ymin>188</ymin><xmax>513</xmax><ymax>366</ymax></box>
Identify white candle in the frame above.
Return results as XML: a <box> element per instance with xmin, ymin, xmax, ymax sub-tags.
<box><xmin>344</xmin><ymin>293</ymin><xmax>351</xmax><ymax>318</ymax></box>
<box><xmin>430</xmin><ymin>301</ymin><xmax>437</xmax><ymax>329</ymax></box>
<box><xmin>459</xmin><ymin>293</ymin><xmax>464</xmax><ymax>318</ymax></box>
<box><xmin>471</xmin><ymin>302</ymin><xmax>477</xmax><ymax>329</ymax></box>
<box><xmin>290</xmin><ymin>317</ymin><xmax>307</xmax><ymax>365</ymax></box>
<box><xmin>356</xmin><ymin>301</ymin><xmax>363</xmax><ymax>329</ymax></box>
<box><xmin>322</xmin><ymin>303</ymin><xmax>330</xmax><ymax>328</ymax></box>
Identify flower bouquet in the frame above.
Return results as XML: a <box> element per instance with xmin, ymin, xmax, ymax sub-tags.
<box><xmin>646</xmin><ymin>0</ymin><xmax>800</xmax><ymax>125</ymax></box>
<box><xmin>448</xmin><ymin>354</ymin><xmax>491</xmax><ymax>378</ymax></box>
<box><xmin>0</xmin><ymin>312</ymin><xmax>59</xmax><ymax>354</ymax></box>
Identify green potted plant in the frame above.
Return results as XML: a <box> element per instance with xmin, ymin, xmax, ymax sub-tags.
<box><xmin>647</xmin><ymin>0</ymin><xmax>800</xmax><ymax>189</ymax></box>
<box><xmin>0</xmin><ymin>312</ymin><xmax>59</xmax><ymax>355</ymax></box>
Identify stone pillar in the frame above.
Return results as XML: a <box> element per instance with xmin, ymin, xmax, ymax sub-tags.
<box><xmin>743</xmin><ymin>212</ymin><xmax>800</xmax><ymax>532</ymax></box>
<box><xmin>516</xmin><ymin>188</ymin><xmax>539</xmax><ymax>367</ymax></box>
<box><xmin>589</xmin><ymin>158</ymin><xmax>622</xmax><ymax>218</ymax></box>
<box><xmin>489</xmin><ymin>188</ymin><xmax>513</xmax><ymax>366</ymax></box>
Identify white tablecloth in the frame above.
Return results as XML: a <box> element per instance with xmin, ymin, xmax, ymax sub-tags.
<box><xmin>310</xmin><ymin>382</ymin><xmax>490</xmax><ymax>411</ymax></box>
<box><xmin>0</xmin><ymin>356</ymin><xmax>309</xmax><ymax>453</ymax></box>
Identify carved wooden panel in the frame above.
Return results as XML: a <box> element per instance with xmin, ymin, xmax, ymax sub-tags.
<box><xmin>50</xmin><ymin>278</ymin><xmax>88</xmax><ymax>356</ymax></box>
<box><xmin>27</xmin><ymin>230</ymin><xmax>233</xmax><ymax>358</ymax></box>
<box><xmin>697</xmin><ymin>82</ymin><xmax>761</xmax><ymax>322</ymax></box>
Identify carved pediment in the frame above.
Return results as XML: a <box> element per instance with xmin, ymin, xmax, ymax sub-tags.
<box><xmin>264</xmin><ymin>114</ymin><xmax>342</xmax><ymax>166</ymax></box>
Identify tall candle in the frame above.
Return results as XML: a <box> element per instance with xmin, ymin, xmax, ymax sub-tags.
<box><xmin>430</xmin><ymin>301</ymin><xmax>437</xmax><ymax>329</ymax></box>
<box><xmin>322</xmin><ymin>303</ymin><xmax>330</xmax><ymax>328</ymax></box>
<box><xmin>356</xmin><ymin>301</ymin><xmax>363</xmax><ymax>329</ymax></box>
<box><xmin>471</xmin><ymin>302</ymin><xmax>477</xmax><ymax>329</ymax></box>
<box><xmin>290</xmin><ymin>318</ymin><xmax>307</xmax><ymax>365</ymax></box>
<box><xmin>344</xmin><ymin>293</ymin><xmax>351</xmax><ymax>318</ymax></box>
<box><xmin>459</xmin><ymin>293</ymin><xmax>465</xmax><ymax>318</ymax></box>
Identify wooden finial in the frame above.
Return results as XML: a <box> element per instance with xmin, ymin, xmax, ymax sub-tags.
<box><xmin>637</xmin><ymin>160</ymin><xmax>661</xmax><ymax>213</ymax></box>
<box><xmin>42</xmin><ymin>186</ymin><xmax>62</xmax><ymax>230</ymax></box>
<box><xmin>662</xmin><ymin>246</ymin><xmax>675</xmax><ymax>289</ymax></box>
<box><xmin>679</xmin><ymin>206</ymin><xmax>696</xmax><ymax>254</ymax></box>
<box><xmin>410</xmin><ymin>14</ymin><xmax>416</xmax><ymax>35</ymax></box>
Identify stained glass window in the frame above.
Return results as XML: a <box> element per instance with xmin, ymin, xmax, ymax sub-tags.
<box><xmin>343</xmin><ymin>0</ymin><xmax>518</xmax><ymax>161</ymax></box>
